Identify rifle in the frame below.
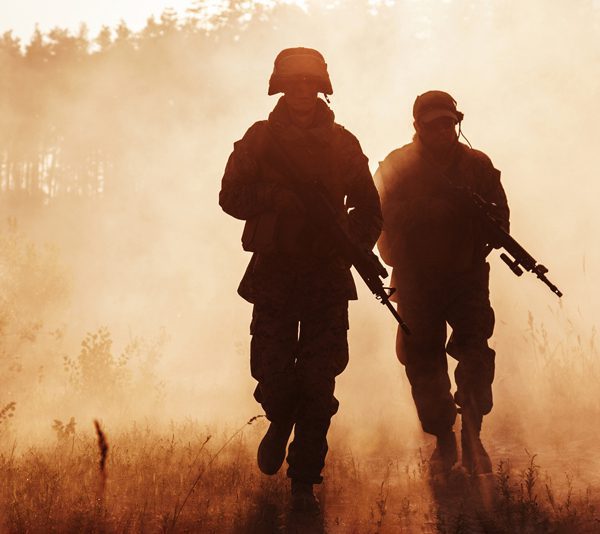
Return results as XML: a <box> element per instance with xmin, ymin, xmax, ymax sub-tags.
<box><xmin>418</xmin><ymin>143</ymin><xmax>563</xmax><ymax>299</ymax></box>
<box><xmin>266</xmin><ymin>127</ymin><xmax>411</xmax><ymax>334</ymax></box>
<box><xmin>450</xmin><ymin>184</ymin><xmax>563</xmax><ymax>298</ymax></box>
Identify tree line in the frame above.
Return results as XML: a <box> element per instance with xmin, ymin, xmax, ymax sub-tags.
<box><xmin>0</xmin><ymin>1</ymin><xmax>296</xmax><ymax>202</ymax></box>
<box><xmin>0</xmin><ymin>0</ymin><xmax>597</xmax><ymax>204</ymax></box>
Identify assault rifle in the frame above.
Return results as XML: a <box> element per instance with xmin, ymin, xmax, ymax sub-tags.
<box><xmin>266</xmin><ymin>128</ymin><xmax>411</xmax><ymax>334</ymax></box>
<box><xmin>451</xmin><ymin>184</ymin><xmax>563</xmax><ymax>298</ymax></box>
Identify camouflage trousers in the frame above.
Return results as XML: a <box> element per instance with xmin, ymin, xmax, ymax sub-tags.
<box><xmin>250</xmin><ymin>299</ymin><xmax>349</xmax><ymax>485</ymax></box>
<box><xmin>395</xmin><ymin>263</ymin><xmax>495</xmax><ymax>436</ymax></box>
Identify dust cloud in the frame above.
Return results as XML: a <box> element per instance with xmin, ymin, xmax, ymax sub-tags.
<box><xmin>0</xmin><ymin>0</ymin><xmax>598</xmax><ymax>489</ymax></box>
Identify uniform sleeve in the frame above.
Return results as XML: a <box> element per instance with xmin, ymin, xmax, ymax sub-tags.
<box><xmin>219</xmin><ymin>123</ymin><xmax>279</xmax><ymax>221</ymax></box>
<box><xmin>474</xmin><ymin>151</ymin><xmax>510</xmax><ymax>233</ymax></box>
<box><xmin>374</xmin><ymin>164</ymin><xmax>395</xmax><ymax>265</ymax></box>
<box><xmin>341</xmin><ymin>132</ymin><xmax>383</xmax><ymax>250</ymax></box>
<box><xmin>485</xmin><ymin>167</ymin><xmax>510</xmax><ymax>233</ymax></box>
<box><xmin>374</xmin><ymin>155</ymin><xmax>417</xmax><ymax>267</ymax></box>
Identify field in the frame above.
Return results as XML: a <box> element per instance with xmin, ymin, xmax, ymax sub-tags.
<box><xmin>1</xmin><ymin>3</ymin><xmax>599</xmax><ymax>531</ymax></box>
<box><xmin>1</xmin><ymin>220</ymin><xmax>600</xmax><ymax>533</ymax></box>
<box><xmin>1</xmin><ymin>412</ymin><xmax>599</xmax><ymax>533</ymax></box>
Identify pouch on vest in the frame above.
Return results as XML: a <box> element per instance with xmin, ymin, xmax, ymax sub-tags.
<box><xmin>241</xmin><ymin>211</ymin><xmax>278</xmax><ymax>253</ymax></box>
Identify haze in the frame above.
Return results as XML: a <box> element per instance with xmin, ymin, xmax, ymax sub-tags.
<box><xmin>0</xmin><ymin>0</ymin><xmax>598</xmax><ymax>495</ymax></box>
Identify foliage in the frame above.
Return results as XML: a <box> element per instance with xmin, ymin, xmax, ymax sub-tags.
<box><xmin>0</xmin><ymin>1</ymin><xmax>312</xmax><ymax>201</ymax></box>
<box><xmin>0</xmin><ymin>401</ymin><xmax>16</xmax><ymax>430</ymax></box>
<box><xmin>52</xmin><ymin>417</ymin><xmax>76</xmax><ymax>443</ymax></box>
<box><xmin>0</xmin><ymin>219</ymin><xmax>68</xmax><ymax>394</ymax></box>
<box><xmin>64</xmin><ymin>327</ymin><xmax>129</xmax><ymax>396</ymax></box>
<box><xmin>0</xmin><ymin>218</ymin><xmax>165</xmax><ymax>417</ymax></box>
<box><xmin>1</xmin><ymin>1</ymin><xmax>597</xmax><ymax>203</ymax></box>
<box><xmin>63</xmin><ymin>326</ymin><xmax>167</xmax><ymax>410</ymax></box>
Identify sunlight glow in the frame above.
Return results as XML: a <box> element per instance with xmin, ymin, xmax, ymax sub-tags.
<box><xmin>0</xmin><ymin>0</ymin><xmax>310</xmax><ymax>41</ymax></box>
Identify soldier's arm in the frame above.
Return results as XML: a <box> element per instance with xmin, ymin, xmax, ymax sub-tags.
<box><xmin>342</xmin><ymin>133</ymin><xmax>383</xmax><ymax>250</ymax></box>
<box><xmin>486</xmin><ymin>169</ymin><xmax>510</xmax><ymax>233</ymax></box>
<box><xmin>476</xmin><ymin>152</ymin><xmax>510</xmax><ymax>233</ymax></box>
<box><xmin>374</xmin><ymin>154</ymin><xmax>419</xmax><ymax>267</ymax></box>
<box><xmin>373</xmin><ymin>165</ymin><xmax>395</xmax><ymax>266</ymax></box>
<box><xmin>219</xmin><ymin>123</ymin><xmax>281</xmax><ymax>221</ymax></box>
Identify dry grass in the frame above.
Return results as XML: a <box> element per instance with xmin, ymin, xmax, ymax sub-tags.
<box><xmin>1</xmin><ymin>418</ymin><xmax>599</xmax><ymax>533</ymax></box>
<box><xmin>1</xmin><ymin>224</ymin><xmax>599</xmax><ymax>532</ymax></box>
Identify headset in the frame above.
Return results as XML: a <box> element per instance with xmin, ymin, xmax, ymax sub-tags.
<box><xmin>447</xmin><ymin>95</ymin><xmax>472</xmax><ymax>148</ymax></box>
<box><xmin>451</xmin><ymin>101</ymin><xmax>472</xmax><ymax>148</ymax></box>
<box><xmin>457</xmin><ymin>113</ymin><xmax>472</xmax><ymax>148</ymax></box>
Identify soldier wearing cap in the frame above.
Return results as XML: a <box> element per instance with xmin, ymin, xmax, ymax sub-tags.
<box><xmin>219</xmin><ymin>48</ymin><xmax>382</xmax><ymax>512</ymax></box>
<box><xmin>375</xmin><ymin>91</ymin><xmax>510</xmax><ymax>476</ymax></box>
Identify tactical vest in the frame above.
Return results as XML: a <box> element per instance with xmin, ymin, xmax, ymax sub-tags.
<box><xmin>242</xmin><ymin>121</ymin><xmax>348</xmax><ymax>257</ymax></box>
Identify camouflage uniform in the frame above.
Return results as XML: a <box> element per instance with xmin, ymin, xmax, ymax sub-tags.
<box><xmin>220</xmin><ymin>96</ymin><xmax>382</xmax><ymax>484</ymax></box>
<box><xmin>376</xmin><ymin>138</ymin><xmax>509</xmax><ymax>436</ymax></box>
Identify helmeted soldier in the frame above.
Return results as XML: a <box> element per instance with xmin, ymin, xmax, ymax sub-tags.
<box><xmin>219</xmin><ymin>47</ymin><xmax>382</xmax><ymax>512</ymax></box>
<box><xmin>375</xmin><ymin>91</ymin><xmax>510</xmax><ymax>476</ymax></box>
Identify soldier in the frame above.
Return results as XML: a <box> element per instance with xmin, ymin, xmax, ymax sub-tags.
<box><xmin>219</xmin><ymin>48</ymin><xmax>382</xmax><ymax>512</ymax></box>
<box><xmin>375</xmin><ymin>91</ymin><xmax>509</xmax><ymax>476</ymax></box>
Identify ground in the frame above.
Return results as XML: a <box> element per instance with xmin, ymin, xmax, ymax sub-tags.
<box><xmin>1</xmin><ymin>418</ymin><xmax>598</xmax><ymax>533</ymax></box>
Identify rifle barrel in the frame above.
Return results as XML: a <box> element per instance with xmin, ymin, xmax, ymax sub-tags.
<box><xmin>385</xmin><ymin>299</ymin><xmax>411</xmax><ymax>334</ymax></box>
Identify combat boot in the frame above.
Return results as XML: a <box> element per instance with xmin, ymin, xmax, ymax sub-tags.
<box><xmin>461</xmin><ymin>411</ymin><xmax>492</xmax><ymax>476</ymax></box>
<box><xmin>429</xmin><ymin>429</ymin><xmax>458</xmax><ymax>476</ymax></box>
<box><xmin>291</xmin><ymin>480</ymin><xmax>320</xmax><ymax>515</ymax></box>
<box><xmin>257</xmin><ymin>420</ymin><xmax>294</xmax><ymax>475</ymax></box>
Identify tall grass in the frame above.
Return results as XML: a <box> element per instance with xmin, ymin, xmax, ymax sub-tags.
<box><xmin>1</xmin><ymin>418</ymin><xmax>598</xmax><ymax>533</ymax></box>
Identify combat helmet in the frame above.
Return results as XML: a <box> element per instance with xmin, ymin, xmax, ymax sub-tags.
<box><xmin>268</xmin><ymin>47</ymin><xmax>333</xmax><ymax>96</ymax></box>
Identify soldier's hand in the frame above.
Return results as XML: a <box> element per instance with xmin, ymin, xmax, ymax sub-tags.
<box><xmin>273</xmin><ymin>188</ymin><xmax>305</xmax><ymax>215</ymax></box>
<box><xmin>487</xmin><ymin>235</ymin><xmax>504</xmax><ymax>249</ymax></box>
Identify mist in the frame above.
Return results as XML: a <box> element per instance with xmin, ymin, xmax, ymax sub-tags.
<box><xmin>1</xmin><ymin>0</ymin><xmax>599</xmax><ymax>496</ymax></box>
